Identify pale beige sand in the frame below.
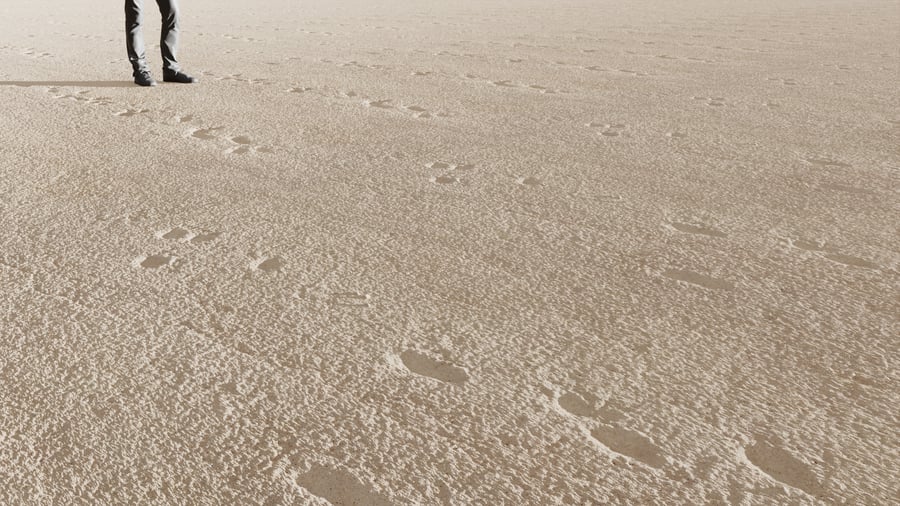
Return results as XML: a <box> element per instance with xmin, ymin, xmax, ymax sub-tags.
<box><xmin>0</xmin><ymin>0</ymin><xmax>898</xmax><ymax>504</ymax></box>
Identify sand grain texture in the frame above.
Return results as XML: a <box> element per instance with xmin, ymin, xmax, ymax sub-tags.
<box><xmin>0</xmin><ymin>0</ymin><xmax>898</xmax><ymax>504</ymax></box>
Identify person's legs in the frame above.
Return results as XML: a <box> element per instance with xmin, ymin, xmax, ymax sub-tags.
<box><xmin>125</xmin><ymin>0</ymin><xmax>148</xmax><ymax>73</ymax></box>
<box><xmin>156</xmin><ymin>0</ymin><xmax>180</xmax><ymax>73</ymax></box>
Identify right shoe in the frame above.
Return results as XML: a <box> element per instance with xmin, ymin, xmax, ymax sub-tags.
<box><xmin>133</xmin><ymin>69</ymin><xmax>157</xmax><ymax>87</ymax></box>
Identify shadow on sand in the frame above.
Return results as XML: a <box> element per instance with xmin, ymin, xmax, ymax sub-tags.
<box><xmin>0</xmin><ymin>81</ymin><xmax>135</xmax><ymax>88</ymax></box>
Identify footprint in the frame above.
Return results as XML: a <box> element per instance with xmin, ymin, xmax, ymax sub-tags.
<box><xmin>591</xmin><ymin>425</ymin><xmax>667</xmax><ymax>469</ymax></box>
<box><xmin>589</xmin><ymin>123</ymin><xmax>626</xmax><ymax>137</ymax></box>
<box><xmin>190</xmin><ymin>232</ymin><xmax>221</xmax><ymax>243</ymax></box>
<box><xmin>802</xmin><ymin>157</ymin><xmax>851</xmax><ymax>168</ymax></box>
<box><xmin>693</xmin><ymin>96</ymin><xmax>725</xmax><ymax>107</ymax></box>
<box><xmin>517</xmin><ymin>176</ymin><xmax>541</xmax><ymax>187</ymax></box>
<box><xmin>136</xmin><ymin>255</ymin><xmax>173</xmax><ymax>269</ymax></box>
<box><xmin>297</xmin><ymin>465</ymin><xmax>391</xmax><ymax>506</ymax></box>
<box><xmin>492</xmin><ymin>80</ymin><xmax>517</xmax><ymax>87</ymax></box>
<box><xmin>398</xmin><ymin>350</ymin><xmax>469</xmax><ymax>384</ymax></box>
<box><xmin>192</xmin><ymin>127</ymin><xmax>223</xmax><ymax>140</ymax></box>
<box><xmin>768</xmin><ymin>77</ymin><xmax>797</xmax><ymax>86</ymax></box>
<box><xmin>663</xmin><ymin>269</ymin><xmax>734</xmax><ymax>290</ymax></box>
<box><xmin>790</xmin><ymin>238</ymin><xmax>826</xmax><ymax>251</ymax></box>
<box><xmin>254</xmin><ymin>256</ymin><xmax>283</xmax><ymax>272</ymax></box>
<box><xmin>527</xmin><ymin>84</ymin><xmax>557</xmax><ymax>94</ymax></box>
<box><xmin>430</xmin><ymin>175</ymin><xmax>458</xmax><ymax>185</ymax></box>
<box><xmin>287</xmin><ymin>86</ymin><xmax>313</xmax><ymax>93</ymax></box>
<box><xmin>666</xmin><ymin>131</ymin><xmax>688</xmax><ymax>138</ymax></box>
<box><xmin>330</xmin><ymin>292</ymin><xmax>370</xmax><ymax>307</ymax></box>
<box><xmin>367</xmin><ymin>99</ymin><xmax>394</xmax><ymax>109</ymax></box>
<box><xmin>427</xmin><ymin>162</ymin><xmax>452</xmax><ymax>170</ymax></box>
<box><xmin>741</xmin><ymin>441</ymin><xmax>824</xmax><ymax>498</ymax></box>
<box><xmin>161</xmin><ymin>228</ymin><xmax>190</xmax><ymax>240</ymax></box>
<box><xmin>824</xmin><ymin>253</ymin><xmax>878</xmax><ymax>269</ymax></box>
<box><xmin>228</xmin><ymin>135</ymin><xmax>256</xmax><ymax>154</ymax></box>
<box><xmin>820</xmin><ymin>183</ymin><xmax>874</xmax><ymax>195</ymax></box>
<box><xmin>557</xmin><ymin>392</ymin><xmax>596</xmax><ymax>417</ymax></box>
<box><xmin>115</xmin><ymin>108</ymin><xmax>148</xmax><ymax>117</ymax></box>
<box><xmin>668</xmin><ymin>222</ymin><xmax>727</xmax><ymax>238</ymax></box>
<box><xmin>404</xmin><ymin>105</ymin><xmax>432</xmax><ymax>118</ymax></box>
<box><xmin>852</xmin><ymin>374</ymin><xmax>876</xmax><ymax>387</ymax></box>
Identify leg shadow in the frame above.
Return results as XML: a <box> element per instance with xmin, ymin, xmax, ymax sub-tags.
<box><xmin>0</xmin><ymin>81</ymin><xmax>135</xmax><ymax>88</ymax></box>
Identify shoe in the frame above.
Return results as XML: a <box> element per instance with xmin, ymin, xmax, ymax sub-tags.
<box><xmin>133</xmin><ymin>69</ymin><xmax>157</xmax><ymax>87</ymax></box>
<box><xmin>163</xmin><ymin>70</ymin><xmax>197</xmax><ymax>84</ymax></box>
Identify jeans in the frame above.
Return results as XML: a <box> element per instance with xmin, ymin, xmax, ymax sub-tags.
<box><xmin>125</xmin><ymin>0</ymin><xmax>180</xmax><ymax>73</ymax></box>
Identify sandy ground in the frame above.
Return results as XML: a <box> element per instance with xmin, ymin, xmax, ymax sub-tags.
<box><xmin>0</xmin><ymin>0</ymin><xmax>898</xmax><ymax>503</ymax></box>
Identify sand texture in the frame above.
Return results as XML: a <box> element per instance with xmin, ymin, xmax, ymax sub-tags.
<box><xmin>0</xmin><ymin>0</ymin><xmax>898</xmax><ymax>504</ymax></box>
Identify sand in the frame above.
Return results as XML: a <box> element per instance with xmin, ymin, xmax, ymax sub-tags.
<box><xmin>0</xmin><ymin>0</ymin><xmax>898</xmax><ymax>503</ymax></box>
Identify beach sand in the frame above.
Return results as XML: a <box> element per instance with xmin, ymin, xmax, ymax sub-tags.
<box><xmin>0</xmin><ymin>0</ymin><xmax>897</xmax><ymax>503</ymax></box>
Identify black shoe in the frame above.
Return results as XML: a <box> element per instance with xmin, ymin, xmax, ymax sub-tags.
<box><xmin>163</xmin><ymin>70</ymin><xmax>197</xmax><ymax>84</ymax></box>
<box><xmin>133</xmin><ymin>69</ymin><xmax>157</xmax><ymax>87</ymax></box>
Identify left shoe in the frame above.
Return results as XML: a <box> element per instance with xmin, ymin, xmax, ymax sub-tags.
<box><xmin>162</xmin><ymin>70</ymin><xmax>198</xmax><ymax>84</ymax></box>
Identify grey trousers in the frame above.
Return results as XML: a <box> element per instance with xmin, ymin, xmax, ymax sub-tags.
<box><xmin>125</xmin><ymin>0</ymin><xmax>181</xmax><ymax>73</ymax></box>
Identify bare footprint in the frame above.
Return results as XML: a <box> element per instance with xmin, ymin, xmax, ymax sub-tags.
<box><xmin>591</xmin><ymin>425</ymin><xmax>667</xmax><ymax>469</ymax></box>
<box><xmin>824</xmin><ymin>253</ymin><xmax>878</xmax><ymax>269</ymax></box>
<box><xmin>790</xmin><ymin>238</ymin><xmax>826</xmax><ymax>251</ymax></box>
<box><xmin>367</xmin><ymin>99</ymin><xmax>394</xmax><ymax>109</ymax></box>
<box><xmin>115</xmin><ymin>108</ymin><xmax>149</xmax><ymax>117</ymax></box>
<box><xmin>430</xmin><ymin>175</ymin><xmax>458</xmax><ymax>185</ymax></box>
<box><xmin>517</xmin><ymin>176</ymin><xmax>541</xmax><ymax>187</ymax></box>
<box><xmin>161</xmin><ymin>227</ymin><xmax>190</xmax><ymax>240</ymax></box>
<box><xmin>663</xmin><ymin>269</ymin><xmax>734</xmax><ymax>290</ymax></box>
<box><xmin>802</xmin><ymin>157</ymin><xmax>851</xmax><ymax>168</ymax></box>
<box><xmin>136</xmin><ymin>255</ymin><xmax>173</xmax><ymax>269</ymax></box>
<box><xmin>398</xmin><ymin>350</ymin><xmax>469</xmax><ymax>384</ymax></box>
<box><xmin>668</xmin><ymin>222</ymin><xmax>727</xmax><ymax>238</ymax></box>
<box><xmin>330</xmin><ymin>292</ymin><xmax>370</xmax><ymax>307</ymax></box>
<box><xmin>819</xmin><ymin>183</ymin><xmax>874</xmax><ymax>195</ymax></box>
<box><xmin>254</xmin><ymin>256</ymin><xmax>283</xmax><ymax>272</ymax></box>
<box><xmin>297</xmin><ymin>465</ymin><xmax>391</xmax><ymax>506</ymax></box>
<box><xmin>192</xmin><ymin>127</ymin><xmax>223</xmax><ymax>140</ymax></box>
<box><xmin>228</xmin><ymin>136</ymin><xmax>254</xmax><ymax>154</ymax></box>
<box><xmin>557</xmin><ymin>392</ymin><xmax>596</xmax><ymax>417</ymax></box>
<box><xmin>191</xmin><ymin>232</ymin><xmax>221</xmax><ymax>243</ymax></box>
<box><xmin>741</xmin><ymin>440</ymin><xmax>824</xmax><ymax>498</ymax></box>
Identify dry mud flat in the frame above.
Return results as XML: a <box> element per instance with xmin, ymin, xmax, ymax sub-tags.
<box><xmin>0</xmin><ymin>0</ymin><xmax>898</xmax><ymax>504</ymax></box>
